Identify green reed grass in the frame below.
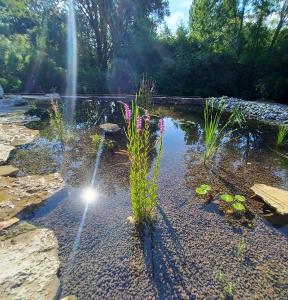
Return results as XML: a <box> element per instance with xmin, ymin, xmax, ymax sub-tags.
<box><xmin>276</xmin><ymin>125</ymin><xmax>288</xmax><ymax>146</ymax></box>
<box><xmin>50</xmin><ymin>99</ymin><xmax>64</xmax><ymax>142</ymax></box>
<box><xmin>203</xmin><ymin>98</ymin><xmax>245</xmax><ymax>162</ymax></box>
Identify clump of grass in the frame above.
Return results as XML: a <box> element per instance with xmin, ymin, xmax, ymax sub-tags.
<box><xmin>215</xmin><ymin>272</ymin><xmax>237</xmax><ymax>299</ymax></box>
<box><xmin>276</xmin><ymin>125</ymin><xmax>288</xmax><ymax>146</ymax></box>
<box><xmin>236</xmin><ymin>238</ymin><xmax>247</xmax><ymax>256</ymax></box>
<box><xmin>203</xmin><ymin>99</ymin><xmax>245</xmax><ymax>162</ymax></box>
<box><xmin>122</xmin><ymin>93</ymin><xmax>164</xmax><ymax>224</ymax></box>
<box><xmin>91</xmin><ymin>133</ymin><xmax>101</xmax><ymax>149</ymax></box>
<box><xmin>226</xmin><ymin>282</ymin><xmax>236</xmax><ymax>298</ymax></box>
<box><xmin>138</xmin><ymin>75</ymin><xmax>155</xmax><ymax>110</ymax></box>
<box><xmin>50</xmin><ymin>99</ymin><xmax>64</xmax><ymax>142</ymax></box>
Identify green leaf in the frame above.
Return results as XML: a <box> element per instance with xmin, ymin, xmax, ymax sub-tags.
<box><xmin>232</xmin><ymin>202</ymin><xmax>246</xmax><ymax>212</ymax></box>
<box><xmin>235</xmin><ymin>195</ymin><xmax>246</xmax><ymax>202</ymax></box>
<box><xmin>196</xmin><ymin>187</ymin><xmax>207</xmax><ymax>195</ymax></box>
<box><xmin>200</xmin><ymin>184</ymin><xmax>211</xmax><ymax>191</ymax></box>
<box><xmin>220</xmin><ymin>194</ymin><xmax>233</xmax><ymax>202</ymax></box>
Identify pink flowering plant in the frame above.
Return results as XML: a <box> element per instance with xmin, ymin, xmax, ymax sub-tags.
<box><xmin>122</xmin><ymin>94</ymin><xmax>164</xmax><ymax>224</ymax></box>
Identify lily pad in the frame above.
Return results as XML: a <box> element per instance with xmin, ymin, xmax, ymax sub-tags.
<box><xmin>196</xmin><ymin>187</ymin><xmax>207</xmax><ymax>195</ymax></box>
<box><xmin>220</xmin><ymin>194</ymin><xmax>233</xmax><ymax>202</ymax></box>
<box><xmin>232</xmin><ymin>202</ymin><xmax>246</xmax><ymax>212</ymax></box>
<box><xmin>200</xmin><ymin>184</ymin><xmax>211</xmax><ymax>191</ymax></box>
<box><xmin>235</xmin><ymin>195</ymin><xmax>246</xmax><ymax>202</ymax></box>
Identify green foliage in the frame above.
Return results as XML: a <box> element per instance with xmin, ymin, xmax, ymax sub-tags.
<box><xmin>236</xmin><ymin>238</ymin><xmax>247</xmax><ymax>255</ymax></box>
<box><xmin>1</xmin><ymin>0</ymin><xmax>288</xmax><ymax>105</ymax></box>
<box><xmin>220</xmin><ymin>193</ymin><xmax>247</xmax><ymax>214</ymax></box>
<box><xmin>123</xmin><ymin>93</ymin><xmax>164</xmax><ymax>224</ymax></box>
<box><xmin>195</xmin><ymin>184</ymin><xmax>211</xmax><ymax>195</ymax></box>
<box><xmin>232</xmin><ymin>202</ymin><xmax>246</xmax><ymax>212</ymax></box>
<box><xmin>91</xmin><ymin>133</ymin><xmax>101</xmax><ymax>149</ymax></box>
<box><xmin>203</xmin><ymin>98</ymin><xmax>246</xmax><ymax>161</ymax></box>
<box><xmin>215</xmin><ymin>271</ymin><xmax>236</xmax><ymax>298</ymax></box>
<box><xmin>234</xmin><ymin>195</ymin><xmax>246</xmax><ymax>202</ymax></box>
<box><xmin>220</xmin><ymin>194</ymin><xmax>234</xmax><ymax>203</ymax></box>
<box><xmin>276</xmin><ymin>125</ymin><xmax>288</xmax><ymax>146</ymax></box>
<box><xmin>226</xmin><ymin>282</ymin><xmax>236</xmax><ymax>297</ymax></box>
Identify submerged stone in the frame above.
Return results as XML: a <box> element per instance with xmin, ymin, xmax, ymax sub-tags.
<box><xmin>100</xmin><ymin>123</ymin><xmax>121</xmax><ymax>133</ymax></box>
<box><xmin>0</xmin><ymin>222</ymin><xmax>60</xmax><ymax>299</ymax></box>
<box><xmin>0</xmin><ymin>124</ymin><xmax>39</xmax><ymax>146</ymax></box>
<box><xmin>251</xmin><ymin>184</ymin><xmax>288</xmax><ymax>215</ymax></box>
<box><xmin>0</xmin><ymin>145</ymin><xmax>15</xmax><ymax>165</ymax></box>
<box><xmin>0</xmin><ymin>217</ymin><xmax>19</xmax><ymax>230</ymax></box>
<box><xmin>0</xmin><ymin>165</ymin><xmax>19</xmax><ymax>177</ymax></box>
<box><xmin>0</xmin><ymin>173</ymin><xmax>64</xmax><ymax>221</ymax></box>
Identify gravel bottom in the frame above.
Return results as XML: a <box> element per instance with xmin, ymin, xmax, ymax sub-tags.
<box><xmin>22</xmin><ymin>125</ymin><xmax>288</xmax><ymax>300</ymax></box>
<box><xmin>212</xmin><ymin>97</ymin><xmax>288</xmax><ymax>125</ymax></box>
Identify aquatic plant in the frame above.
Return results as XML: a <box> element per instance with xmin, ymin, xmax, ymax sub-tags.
<box><xmin>226</xmin><ymin>282</ymin><xmax>236</xmax><ymax>298</ymax></box>
<box><xmin>276</xmin><ymin>125</ymin><xmax>288</xmax><ymax>146</ymax></box>
<box><xmin>203</xmin><ymin>98</ymin><xmax>245</xmax><ymax>162</ymax></box>
<box><xmin>50</xmin><ymin>99</ymin><xmax>64</xmax><ymax>142</ymax></box>
<box><xmin>236</xmin><ymin>238</ymin><xmax>247</xmax><ymax>255</ymax></box>
<box><xmin>220</xmin><ymin>193</ymin><xmax>246</xmax><ymax>214</ymax></box>
<box><xmin>215</xmin><ymin>272</ymin><xmax>236</xmax><ymax>299</ymax></box>
<box><xmin>91</xmin><ymin>133</ymin><xmax>101</xmax><ymax>149</ymax></box>
<box><xmin>195</xmin><ymin>184</ymin><xmax>211</xmax><ymax>195</ymax></box>
<box><xmin>122</xmin><ymin>95</ymin><xmax>164</xmax><ymax>224</ymax></box>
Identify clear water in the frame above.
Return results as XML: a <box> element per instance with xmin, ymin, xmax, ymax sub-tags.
<box><xmin>13</xmin><ymin>98</ymin><xmax>288</xmax><ymax>299</ymax></box>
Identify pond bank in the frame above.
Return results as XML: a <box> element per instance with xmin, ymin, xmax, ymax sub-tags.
<box><xmin>3</xmin><ymin>94</ymin><xmax>288</xmax><ymax>126</ymax></box>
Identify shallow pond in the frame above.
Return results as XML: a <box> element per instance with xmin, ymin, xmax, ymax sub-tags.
<box><xmin>14</xmin><ymin>99</ymin><xmax>288</xmax><ymax>299</ymax></box>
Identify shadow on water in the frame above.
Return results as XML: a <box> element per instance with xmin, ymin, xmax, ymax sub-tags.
<box><xmin>19</xmin><ymin>189</ymin><xmax>68</xmax><ymax>221</ymax></box>
<box><xmin>131</xmin><ymin>207</ymin><xmax>197</xmax><ymax>299</ymax></box>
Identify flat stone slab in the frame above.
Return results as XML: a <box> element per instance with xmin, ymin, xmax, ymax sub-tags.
<box><xmin>251</xmin><ymin>184</ymin><xmax>288</xmax><ymax>215</ymax></box>
<box><xmin>0</xmin><ymin>222</ymin><xmax>60</xmax><ymax>299</ymax></box>
<box><xmin>0</xmin><ymin>165</ymin><xmax>19</xmax><ymax>177</ymax></box>
<box><xmin>100</xmin><ymin>123</ymin><xmax>120</xmax><ymax>133</ymax></box>
<box><xmin>0</xmin><ymin>173</ymin><xmax>64</xmax><ymax>221</ymax></box>
<box><xmin>0</xmin><ymin>145</ymin><xmax>15</xmax><ymax>165</ymax></box>
<box><xmin>0</xmin><ymin>112</ymin><xmax>40</xmax><ymax>125</ymax></box>
<box><xmin>0</xmin><ymin>217</ymin><xmax>19</xmax><ymax>230</ymax></box>
<box><xmin>0</xmin><ymin>124</ymin><xmax>39</xmax><ymax>146</ymax></box>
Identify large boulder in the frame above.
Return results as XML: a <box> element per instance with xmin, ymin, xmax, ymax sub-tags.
<box><xmin>0</xmin><ymin>222</ymin><xmax>60</xmax><ymax>300</ymax></box>
<box><xmin>99</xmin><ymin>123</ymin><xmax>121</xmax><ymax>133</ymax></box>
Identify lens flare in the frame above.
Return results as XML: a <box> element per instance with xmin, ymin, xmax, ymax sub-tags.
<box><xmin>81</xmin><ymin>187</ymin><xmax>99</xmax><ymax>203</ymax></box>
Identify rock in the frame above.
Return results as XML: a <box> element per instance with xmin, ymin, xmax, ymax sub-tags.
<box><xmin>100</xmin><ymin>123</ymin><xmax>121</xmax><ymax>133</ymax></box>
<box><xmin>0</xmin><ymin>173</ymin><xmax>64</xmax><ymax>221</ymax></box>
<box><xmin>0</xmin><ymin>217</ymin><xmax>19</xmax><ymax>230</ymax></box>
<box><xmin>45</xmin><ymin>93</ymin><xmax>60</xmax><ymax>99</ymax></box>
<box><xmin>0</xmin><ymin>145</ymin><xmax>15</xmax><ymax>165</ymax></box>
<box><xmin>0</xmin><ymin>84</ymin><xmax>3</xmax><ymax>98</ymax></box>
<box><xmin>61</xmin><ymin>296</ymin><xmax>78</xmax><ymax>300</ymax></box>
<box><xmin>210</xmin><ymin>97</ymin><xmax>288</xmax><ymax>125</ymax></box>
<box><xmin>0</xmin><ymin>112</ymin><xmax>40</xmax><ymax>125</ymax></box>
<box><xmin>0</xmin><ymin>165</ymin><xmax>19</xmax><ymax>177</ymax></box>
<box><xmin>251</xmin><ymin>184</ymin><xmax>288</xmax><ymax>215</ymax></box>
<box><xmin>0</xmin><ymin>222</ymin><xmax>60</xmax><ymax>300</ymax></box>
<box><xmin>0</xmin><ymin>124</ymin><xmax>39</xmax><ymax>146</ymax></box>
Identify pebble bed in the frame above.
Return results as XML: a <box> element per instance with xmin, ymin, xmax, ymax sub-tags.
<box><xmin>21</xmin><ymin>113</ymin><xmax>288</xmax><ymax>299</ymax></box>
<box><xmin>212</xmin><ymin>96</ymin><xmax>288</xmax><ymax>125</ymax></box>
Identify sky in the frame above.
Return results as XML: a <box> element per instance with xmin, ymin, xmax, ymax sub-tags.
<box><xmin>165</xmin><ymin>0</ymin><xmax>191</xmax><ymax>32</ymax></box>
